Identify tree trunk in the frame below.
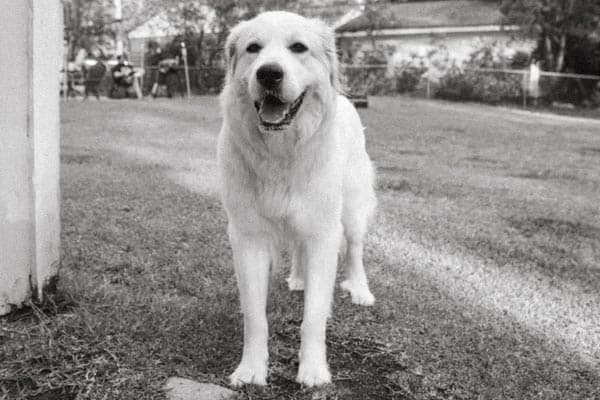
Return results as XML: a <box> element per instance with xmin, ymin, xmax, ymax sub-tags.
<box><xmin>555</xmin><ymin>33</ymin><xmax>567</xmax><ymax>72</ymax></box>
<box><xmin>196</xmin><ymin>27</ymin><xmax>204</xmax><ymax>67</ymax></box>
<box><xmin>544</xmin><ymin>35</ymin><xmax>554</xmax><ymax>70</ymax></box>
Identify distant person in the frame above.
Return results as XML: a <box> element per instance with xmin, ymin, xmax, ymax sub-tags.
<box><xmin>84</xmin><ymin>55</ymin><xmax>106</xmax><ymax>100</ymax></box>
<box><xmin>110</xmin><ymin>55</ymin><xmax>142</xmax><ymax>99</ymax></box>
<box><xmin>151</xmin><ymin>58</ymin><xmax>181</xmax><ymax>98</ymax></box>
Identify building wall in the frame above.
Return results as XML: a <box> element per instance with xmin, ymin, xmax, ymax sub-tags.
<box><xmin>339</xmin><ymin>30</ymin><xmax>535</xmax><ymax>68</ymax></box>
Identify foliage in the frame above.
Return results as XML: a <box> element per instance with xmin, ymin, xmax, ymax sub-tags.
<box><xmin>158</xmin><ymin>0</ymin><xmax>299</xmax><ymax>68</ymax></box>
<box><xmin>63</xmin><ymin>0</ymin><xmax>116</xmax><ymax>59</ymax></box>
<box><xmin>501</xmin><ymin>0</ymin><xmax>600</xmax><ymax>103</ymax></box>
<box><xmin>64</xmin><ymin>0</ymin><xmax>155</xmax><ymax>59</ymax></box>
<box><xmin>393</xmin><ymin>56</ymin><xmax>428</xmax><ymax>93</ymax></box>
<box><xmin>436</xmin><ymin>43</ymin><xmax>524</xmax><ymax>104</ymax></box>
<box><xmin>435</xmin><ymin>66</ymin><xmax>475</xmax><ymax>101</ymax></box>
<box><xmin>511</xmin><ymin>50</ymin><xmax>530</xmax><ymax>68</ymax></box>
<box><xmin>341</xmin><ymin>49</ymin><xmax>395</xmax><ymax>95</ymax></box>
<box><xmin>501</xmin><ymin>0</ymin><xmax>600</xmax><ymax>72</ymax></box>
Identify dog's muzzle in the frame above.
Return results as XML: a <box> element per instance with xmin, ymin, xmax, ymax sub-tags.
<box><xmin>254</xmin><ymin>90</ymin><xmax>306</xmax><ymax>131</ymax></box>
<box><xmin>253</xmin><ymin>63</ymin><xmax>305</xmax><ymax>131</ymax></box>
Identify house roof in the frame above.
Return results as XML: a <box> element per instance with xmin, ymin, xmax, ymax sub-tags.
<box><xmin>335</xmin><ymin>0</ymin><xmax>505</xmax><ymax>33</ymax></box>
<box><xmin>128</xmin><ymin>7</ymin><xmax>216</xmax><ymax>40</ymax></box>
<box><xmin>128</xmin><ymin>13</ymin><xmax>180</xmax><ymax>39</ymax></box>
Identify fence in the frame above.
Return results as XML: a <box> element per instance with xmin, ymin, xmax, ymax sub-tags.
<box><xmin>340</xmin><ymin>63</ymin><xmax>600</xmax><ymax>109</ymax></box>
<box><xmin>63</xmin><ymin>62</ymin><xmax>600</xmax><ymax>109</ymax></box>
<box><xmin>62</xmin><ymin>66</ymin><xmax>226</xmax><ymax>98</ymax></box>
<box><xmin>140</xmin><ymin>66</ymin><xmax>225</xmax><ymax>97</ymax></box>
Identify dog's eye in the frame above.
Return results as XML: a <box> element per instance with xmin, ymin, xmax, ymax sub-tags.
<box><xmin>246</xmin><ymin>43</ymin><xmax>262</xmax><ymax>53</ymax></box>
<box><xmin>289</xmin><ymin>42</ymin><xmax>308</xmax><ymax>53</ymax></box>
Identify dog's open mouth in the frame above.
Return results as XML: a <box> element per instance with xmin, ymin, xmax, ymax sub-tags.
<box><xmin>254</xmin><ymin>91</ymin><xmax>306</xmax><ymax>131</ymax></box>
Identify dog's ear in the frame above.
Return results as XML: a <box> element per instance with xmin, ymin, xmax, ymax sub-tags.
<box><xmin>315</xmin><ymin>20</ymin><xmax>341</xmax><ymax>93</ymax></box>
<box><xmin>224</xmin><ymin>27</ymin><xmax>240</xmax><ymax>79</ymax></box>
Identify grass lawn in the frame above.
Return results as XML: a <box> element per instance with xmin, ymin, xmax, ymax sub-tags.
<box><xmin>1</xmin><ymin>96</ymin><xmax>600</xmax><ymax>399</ymax></box>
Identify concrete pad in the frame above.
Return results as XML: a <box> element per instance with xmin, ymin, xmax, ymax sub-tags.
<box><xmin>163</xmin><ymin>377</ymin><xmax>237</xmax><ymax>400</ymax></box>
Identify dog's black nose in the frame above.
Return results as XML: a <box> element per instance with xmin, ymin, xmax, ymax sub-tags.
<box><xmin>256</xmin><ymin>63</ymin><xmax>283</xmax><ymax>89</ymax></box>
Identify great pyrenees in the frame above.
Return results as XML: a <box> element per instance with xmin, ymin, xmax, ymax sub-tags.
<box><xmin>217</xmin><ymin>11</ymin><xmax>376</xmax><ymax>387</ymax></box>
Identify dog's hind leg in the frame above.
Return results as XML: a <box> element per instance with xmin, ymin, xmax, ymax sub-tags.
<box><xmin>340</xmin><ymin>192</ymin><xmax>375</xmax><ymax>306</ymax></box>
<box><xmin>286</xmin><ymin>241</ymin><xmax>305</xmax><ymax>291</ymax></box>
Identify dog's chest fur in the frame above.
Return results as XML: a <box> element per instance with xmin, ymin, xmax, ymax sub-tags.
<box><xmin>222</xmin><ymin>123</ymin><xmax>343</xmax><ymax>235</ymax></box>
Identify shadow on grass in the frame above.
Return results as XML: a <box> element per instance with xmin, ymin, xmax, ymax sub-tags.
<box><xmin>3</xmin><ymin>143</ymin><xmax>600</xmax><ymax>400</ymax></box>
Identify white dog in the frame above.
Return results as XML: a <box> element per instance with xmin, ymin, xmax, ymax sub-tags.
<box><xmin>217</xmin><ymin>11</ymin><xmax>376</xmax><ymax>387</ymax></box>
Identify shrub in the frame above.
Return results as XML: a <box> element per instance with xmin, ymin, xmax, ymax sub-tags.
<box><xmin>436</xmin><ymin>66</ymin><xmax>474</xmax><ymax>101</ymax></box>
<box><xmin>436</xmin><ymin>42</ymin><xmax>526</xmax><ymax>104</ymax></box>
<box><xmin>393</xmin><ymin>55</ymin><xmax>428</xmax><ymax>93</ymax></box>
<box><xmin>436</xmin><ymin>70</ymin><xmax>523</xmax><ymax>104</ymax></box>
<box><xmin>341</xmin><ymin>49</ymin><xmax>392</xmax><ymax>96</ymax></box>
<box><xmin>511</xmin><ymin>51</ymin><xmax>530</xmax><ymax>69</ymax></box>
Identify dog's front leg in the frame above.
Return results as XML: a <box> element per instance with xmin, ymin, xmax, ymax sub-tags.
<box><xmin>296</xmin><ymin>225</ymin><xmax>342</xmax><ymax>387</ymax></box>
<box><xmin>229</xmin><ymin>227</ymin><xmax>270</xmax><ymax>387</ymax></box>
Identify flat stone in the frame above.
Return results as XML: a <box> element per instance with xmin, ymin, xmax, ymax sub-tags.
<box><xmin>163</xmin><ymin>377</ymin><xmax>237</xmax><ymax>400</ymax></box>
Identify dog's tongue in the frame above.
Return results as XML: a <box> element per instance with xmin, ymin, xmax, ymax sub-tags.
<box><xmin>259</xmin><ymin>95</ymin><xmax>289</xmax><ymax>123</ymax></box>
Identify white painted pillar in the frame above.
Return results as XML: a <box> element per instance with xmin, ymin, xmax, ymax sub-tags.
<box><xmin>0</xmin><ymin>1</ymin><xmax>62</xmax><ymax>315</ymax></box>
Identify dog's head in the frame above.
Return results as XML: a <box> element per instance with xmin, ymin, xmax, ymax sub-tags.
<box><xmin>223</xmin><ymin>11</ymin><xmax>339</xmax><ymax>134</ymax></box>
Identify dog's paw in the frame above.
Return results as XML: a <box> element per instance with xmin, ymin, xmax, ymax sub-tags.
<box><xmin>340</xmin><ymin>280</ymin><xmax>375</xmax><ymax>306</ymax></box>
<box><xmin>296</xmin><ymin>361</ymin><xmax>331</xmax><ymax>387</ymax></box>
<box><xmin>286</xmin><ymin>276</ymin><xmax>305</xmax><ymax>291</ymax></box>
<box><xmin>229</xmin><ymin>361</ymin><xmax>268</xmax><ymax>387</ymax></box>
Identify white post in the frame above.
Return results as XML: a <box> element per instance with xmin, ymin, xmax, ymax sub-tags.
<box><xmin>140</xmin><ymin>42</ymin><xmax>145</xmax><ymax>90</ymax></box>
<box><xmin>181</xmin><ymin>42</ymin><xmax>192</xmax><ymax>99</ymax></box>
<box><xmin>0</xmin><ymin>1</ymin><xmax>62</xmax><ymax>315</ymax></box>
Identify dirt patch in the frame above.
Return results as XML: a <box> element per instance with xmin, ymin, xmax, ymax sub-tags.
<box><xmin>462</xmin><ymin>236</ymin><xmax>540</xmax><ymax>268</ymax></box>
<box><xmin>461</xmin><ymin>217</ymin><xmax>600</xmax><ymax>286</ymax></box>
<box><xmin>508</xmin><ymin>217</ymin><xmax>600</xmax><ymax>241</ymax></box>
<box><xmin>328</xmin><ymin>334</ymin><xmax>414</xmax><ymax>399</ymax></box>
<box><xmin>511</xmin><ymin>170</ymin><xmax>552</xmax><ymax>180</ymax></box>
<box><xmin>511</xmin><ymin>170</ymin><xmax>580</xmax><ymax>181</ymax></box>
<box><xmin>579</xmin><ymin>147</ymin><xmax>600</xmax><ymax>156</ymax></box>
<box><xmin>378</xmin><ymin>179</ymin><xmax>412</xmax><ymax>192</ymax></box>
<box><xmin>60</xmin><ymin>154</ymin><xmax>94</xmax><ymax>164</ymax></box>
<box><xmin>1</xmin><ymin>376</ymin><xmax>78</xmax><ymax>399</ymax></box>
<box><xmin>396</xmin><ymin>150</ymin><xmax>427</xmax><ymax>156</ymax></box>
<box><xmin>463</xmin><ymin>156</ymin><xmax>503</xmax><ymax>165</ymax></box>
<box><xmin>5</xmin><ymin>289</ymin><xmax>77</xmax><ymax>323</ymax></box>
<box><xmin>28</xmin><ymin>387</ymin><xmax>78</xmax><ymax>400</ymax></box>
<box><xmin>245</xmin><ymin>317</ymin><xmax>416</xmax><ymax>400</ymax></box>
<box><xmin>377</xmin><ymin>166</ymin><xmax>415</xmax><ymax>173</ymax></box>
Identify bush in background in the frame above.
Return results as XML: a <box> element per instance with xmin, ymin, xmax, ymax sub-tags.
<box><xmin>393</xmin><ymin>55</ymin><xmax>428</xmax><ymax>93</ymax></box>
<box><xmin>342</xmin><ymin>49</ymin><xmax>395</xmax><ymax>96</ymax></box>
<box><xmin>435</xmin><ymin>66</ymin><xmax>474</xmax><ymax>101</ymax></box>
<box><xmin>342</xmin><ymin>42</ymin><xmax>532</xmax><ymax>104</ymax></box>
<box><xmin>435</xmin><ymin>42</ymin><xmax>526</xmax><ymax>104</ymax></box>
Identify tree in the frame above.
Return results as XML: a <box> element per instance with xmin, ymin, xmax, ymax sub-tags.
<box><xmin>501</xmin><ymin>0</ymin><xmax>600</xmax><ymax>72</ymax></box>
<box><xmin>64</xmin><ymin>0</ymin><xmax>115</xmax><ymax>59</ymax></box>
<box><xmin>63</xmin><ymin>0</ymin><xmax>154</xmax><ymax>60</ymax></box>
<box><xmin>157</xmin><ymin>0</ymin><xmax>298</xmax><ymax>68</ymax></box>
